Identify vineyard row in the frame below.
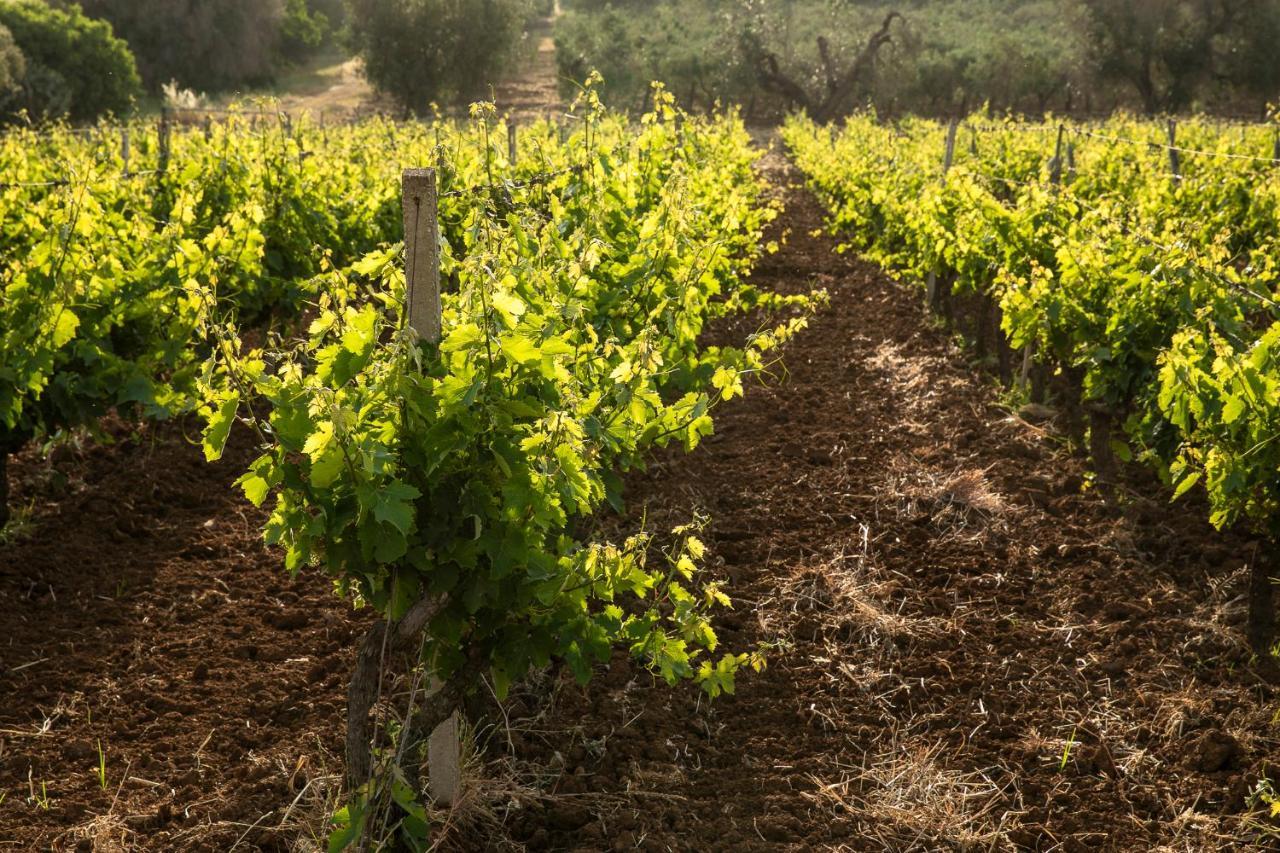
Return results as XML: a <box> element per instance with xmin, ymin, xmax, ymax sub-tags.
<box><xmin>785</xmin><ymin>112</ymin><xmax>1280</xmax><ymax>650</ymax></box>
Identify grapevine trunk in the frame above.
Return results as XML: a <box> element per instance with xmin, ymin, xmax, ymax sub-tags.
<box><xmin>345</xmin><ymin>592</ymin><xmax>451</xmax><ymax>791</ymax></box>
<box><xmin>1247</xmin><ymin>545</ymin><xmax>1276</xmax><ymax>653</ymax></box>
<box><xmin>1088</xmin><ymin>406</ymin><xmax>1116</xmax><ymax>496</ymax></box>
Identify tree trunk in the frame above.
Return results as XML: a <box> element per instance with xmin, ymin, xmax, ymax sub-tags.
<box><xmin>1248</xmin><ymin>545</ymin><xmax>1276</xmax><ymax>654</ymax></box>
<box><xmin>749</xmin><ymin>12</ymin><xmax>901</xmax><ymax>122</ymax></box>
<box><xmin>1060</xmin><ymin>364</ymin><xmax>1087</xmax><ymax>448</ymax></box>
<box><xmin>1135</xmin><ymin>59</ymin><xmax>1159</xmax><ymax>115</ymax></box>
<box><xmin>345</xmin><ymin>592</ymin><xmax>449</xmax><ymax>790</ymax></box>
<box><xmin>993</xmin><ymin>302</ymin><xmax>1012</xmax><ymax>386</ymax></box>
<box><xmin>939</xmin><ymin>272</ymin><xmax>955</xmax><ymax>327</ymax></box>
<box><xmin>1030</xmin><ymin>361</ymin><xmax>1048</xmax><ymax>405</ymax></box>
<box><xmin>975</xmin><ymin>294</ymin><xmax>991</xmax><ymax>362</ymax></box>
<box><xmin>1087</xmin><ymin>404</ymin><xmax>1116</xmax><ymax>496</ymax></box>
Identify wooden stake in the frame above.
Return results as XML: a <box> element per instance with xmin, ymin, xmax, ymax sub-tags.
<box><xmin>402</xmin><ymin>169</ymin><xmax>442</xmax><ymax>345</ymax></box>
<box><xmin>507</xmin><ymin>120</ymin><xmax>517</xmax><ymax>167</ymax></box>
<box><xmin>1166</xmin><ymin>118</ymin><xmax>1180</xmax><ymax>181</ymax></box>
<box><xmin>121</xmin><ymin>127</ymin><xmax>130</xmax><ymax>175</ymax></box>
<box><xmin>1247</xmin><ymin>544</ymin><xmax>1276</xmax><ymax>653</ymax></box>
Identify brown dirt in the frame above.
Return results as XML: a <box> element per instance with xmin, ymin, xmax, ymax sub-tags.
<box><xmin>490</xmin><ymin>151</ymin><xmax>1280</xmax><ymax>852</ymax></box>
<box><xmin>0</xmin><ymin>423</ymin><xmax>364</xmax><ymax>849</ymax></box>
<box><xmin>2</xmin><ymin>150</ymin><xmax>1280</xmax><ymax>851</ymax></box>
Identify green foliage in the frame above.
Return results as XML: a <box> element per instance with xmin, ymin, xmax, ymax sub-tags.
<box><xmin>0</xmin><ymin>23</ymin><xmax>23</xmax><ymax>99</ymax></box>
<box><xmin>0</xmin><ymin>0</ymin><xmax>140</xmax><ymax>122</ymax></box>
<box><xmin>77</xmin><ymin>0</ymin><xmax>327</xmax><ymax>93</ymax></box>
<box><xmin>1082</xmin><ymin>0</ymin><xmax>1280</xmax><ymax>113</ymax></box>
<box><xmin>557</xmin><ymin>0</ymin><xmax>1089</xmax><ymax>118</ymax></box>
<box><xmin>0</xmin><ymin>112</ymin><xmax>441</xmax><ymax>499</ymax></box>
<box><xmin>199</xmin><ymin>91</ymin><xmax>817</xmax><ymax>723</ymax></box>
<box><xmin>1161</xmin><ymin>325</ymin><xmax>1280</xmax><ymax>537</ymax></box>
<box><xmin>345</xmin><ymin>0</ymin><xmax>530</xmax><ymax>114</ymax></box>
<box><xmin>558</xmin><ymin>0</ymin><xmax>1280</xmax><ymax>117</ymax></box>
<box><xmin>279</xmin><ymin>0</ymin><xmax>331</xmax><ymax>64</ymax></box>
<box><xmin>784</xmin><ymin>111</ymin><xmax>1280</xmax><ymax>541</ymax></box>
<box><xmin>198</xmin><ymin>91</ymin><xmax>821</xmax><ymax>849</ymax></box>
<box><xmin>2</xmin><ymin>87</ymin><xmax>817</xmax><ymax>764</ymax></box>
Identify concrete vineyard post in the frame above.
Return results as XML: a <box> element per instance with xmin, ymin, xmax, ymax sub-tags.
<box><xmin>401</xmin><ymin>169</ymin><xmax>457</xmax><ymax>805</ymax></box>
<box><xmin>121</xmin><ymin>128</ymin><xmax>130</xmax><ymax>176</ymax></box>
<box><xmin>402</xmin><ymin>169</ymin><xmax>442</xmax><ymax>345</ymax></box>
<box><xmin>926</xmin><ymin>118</ymin><xmax>959</xmax><ymax>313</ymax></box>
<box><xmin>1167</xmin><ymin>119</ymin><xmax>1180</xmax><ymax>181</ymax></box>
<box><xmin>508</xmin><ymin>120</ymin><xmax>518</xmax><ymax>167</ymax></box>
<box><xmin>426</xmin><ymin>679</ymin><xmax>461</xmax><ymax>806</ymax></box>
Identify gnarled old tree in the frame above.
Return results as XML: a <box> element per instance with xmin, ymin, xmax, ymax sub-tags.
<box><xmin>745</xmin><ymin>11</ymin><xmax>901</xmax><ymax>123</ymax></box>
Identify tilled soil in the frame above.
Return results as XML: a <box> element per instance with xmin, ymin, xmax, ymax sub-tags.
<box><xmin>2</xmin><ymin>151</ymin><xmax>1279</xmax><ymax>851</ymax></box>
<box><xmin>0</xmin><ymin>420</ymin><xmax>367</xmax><ymax>849</ymax></box>
<box><xmin>499</xmin><ymin>153</ymin><xmax>1280</xmax><ymax>852</ymax></box>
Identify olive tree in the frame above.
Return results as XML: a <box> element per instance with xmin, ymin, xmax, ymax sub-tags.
<box><xmin>345</xmin><ymin>0</ymin><xmax>530</xmax><ymax>114</ymax></box>
<box><xmin>0</xmin><ymin>0</ymin><xmax>140</xmax><ymax>122</ymax></box>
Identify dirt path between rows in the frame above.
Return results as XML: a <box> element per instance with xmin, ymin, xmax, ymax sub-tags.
<box><xmin>502</xmin><ymin>150</ymin><xmax>1280</xmax><ymax>852</ymax></box>
<box><xmin>1</xmin><ymin>149</ymin><xmax>1277</xmax><ymax>852</ymax></box>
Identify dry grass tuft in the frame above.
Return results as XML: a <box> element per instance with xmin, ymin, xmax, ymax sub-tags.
<box><xmin>803</xmin><ymin>736</ymin><xmax>1019</xmax><ymax>851</ymax></box>
<box><xmin>877</xmin><ymin>459</ymin><xmax>1010</xmax><ymax>545</ymax></box>
<box><xmin>934</xmin><ymin>468</ymin><xmax>1006</xmax><ymax>516</ymax></box>
<box><xmin>768</xmin><ymin>544</ymin><xmax>943</xmax><ymax>649</ymax></box>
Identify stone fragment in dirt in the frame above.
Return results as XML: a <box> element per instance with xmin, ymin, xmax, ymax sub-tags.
<box><xmin>1189</xmin><ymin>729</ymin><xmax>1242</xmax><ymax>773</ymax></box>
